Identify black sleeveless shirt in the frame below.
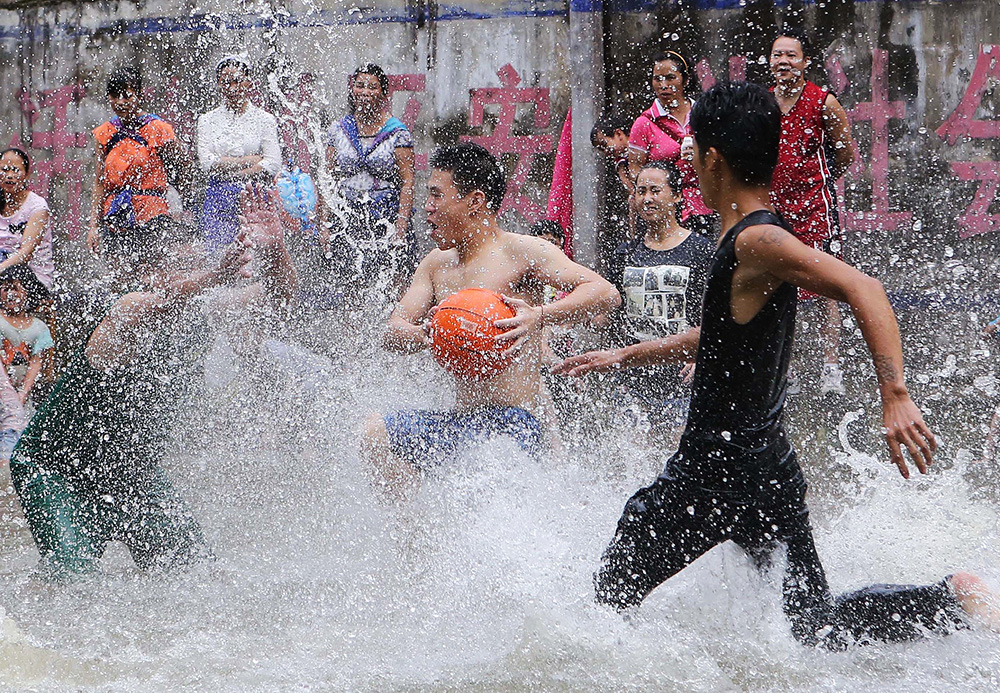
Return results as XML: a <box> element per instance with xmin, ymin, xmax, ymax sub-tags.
<box><xmin>664</xmin><ymin>210</ymin><xmax>802</xmax><ymax>493</ymax></box>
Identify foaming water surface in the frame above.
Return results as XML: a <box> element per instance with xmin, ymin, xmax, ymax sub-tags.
<box><xmin>0</xmin><ymin>308</ymin><xmax>997</xmax><ymax>692</ymax></box>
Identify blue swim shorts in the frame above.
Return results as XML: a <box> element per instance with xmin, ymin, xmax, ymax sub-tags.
<box><xmin>384</xmin><ymin>407</ymin><xmax>542</xmax><ymax>468</ymax></box>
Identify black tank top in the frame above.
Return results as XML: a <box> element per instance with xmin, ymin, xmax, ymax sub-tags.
<box><xmin>667</xmin><ymin>210</ymin><xmax>801</xmax><ymax>492</ymax></box>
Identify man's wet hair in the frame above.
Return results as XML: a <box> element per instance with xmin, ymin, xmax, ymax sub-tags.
<box><xmin>773</xmin><ymin>25</ymin><xmax>812</xmax><ymax>60</ymax></box>
<box><xmin>102</xmin><ymin>216</ymin><xmax>194</xmax><ymax>268</ymax></box>
<box><xmin>590</xmin><ymin>113</ymin><xmax>632</xmax><ymax>146</ymax></box>
<box><xmin>690</xmin><ymin>81</ymin><xmax>781</xmax><ymax>187</ymax></box>
<box><xmin>638</xmin><ymin>160</ymin><xmax>684</xmax><ymax>197</ymax></box>
<box><xmin>430</xmin><ymin>143</ymin><xmax>507</xmax><ymax>212</ymax></box>
<box><xmin>530</xmin><ymin>219</ymin><xmax>564</xmax><ymax>240</ymax></box>
<box><xmin>107</xmin><ymin>66</ymin><xmax>142</xmax><ymax>97</ymax></box>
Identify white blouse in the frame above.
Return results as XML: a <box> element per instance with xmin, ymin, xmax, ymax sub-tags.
<box><xmin>196</xmin><ymin>104</ymin><xmax>282</xmax><ymax>178</ymax></box>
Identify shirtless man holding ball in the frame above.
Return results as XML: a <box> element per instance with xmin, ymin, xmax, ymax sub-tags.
<box><xmin>362</xmin><ymin>143</ymin><xmax>619</xmax><ymax>500</ymax></box>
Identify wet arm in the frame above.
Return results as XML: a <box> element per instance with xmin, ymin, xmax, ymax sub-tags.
<box><xmin>527</xmin><ymin>239</ymin><xmax>621</xmax><ymax>326</ymax></box>
<box><xmin>384</xmin><ymin>257</ymin><xmax>435</xmax><ymax>353</ymax></box>
<box><xmin>737</xmin><ymin>226</ymin><xmax>934</xmax><ymax>476</ymax></box>
<box><xmin>823</xmin><ymin>94</ymin><xmax>856</xmax><ymax>180</ymax></box>
<box><xmin>552</xmin><ymin>327</ymin><xmax>699</xmax><ymax>376</ymax></box>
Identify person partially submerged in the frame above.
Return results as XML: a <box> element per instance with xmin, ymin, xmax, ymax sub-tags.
<box><xmin>12</xmin><ymin>186</ymin><xmax>297</xmax><ymax>579</ymax></box>
<box><xmin>557</xmin><ymin>81</ymin><xmax>999</xmax><ymax>648</ymax></box>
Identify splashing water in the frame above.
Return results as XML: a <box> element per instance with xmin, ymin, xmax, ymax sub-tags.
<box><xmin>0</xmin><ymin>313</ymin><xmax>995</xmax><ymax>692</ymax></box>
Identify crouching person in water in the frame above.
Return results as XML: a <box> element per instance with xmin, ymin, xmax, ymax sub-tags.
<box><xmin>11</xmin><ymin>187</ymin><xmax>296</xmax><ymax>579</ymax></box>
<box><xmin>556</xmin><ymin>82</ymin><xmax>998</xmax><ymax>648</ymax></box>
<box><xmin>362</xmin><ymin>143</ymin><xmax>620</xmax><ymax>501</ymax></box>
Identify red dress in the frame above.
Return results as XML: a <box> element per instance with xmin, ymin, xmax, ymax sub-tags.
<box><xmin>770</xmin><ymin>81</ymin><xmax>839</xmax><ymax>246</ymax></box>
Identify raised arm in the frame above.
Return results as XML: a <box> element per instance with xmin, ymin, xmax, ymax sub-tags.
<box><xmin>85</xmin><ymin>245</ymin><xmax>248</xmax><ymax>370</ymax></box>
<box><xmin>394</xmin><ymin>146</ymin><xmax>415</xmax><ymax>239</ymax></box>
<box><xmin>735</xmin><ymin>224</ymin><xmax>935</xmax><ymax>478</ymax></box>
<box><xmin>383</xmin><ymin>255</ymin><xmax>437</xmax><ymax>353</ymax></box>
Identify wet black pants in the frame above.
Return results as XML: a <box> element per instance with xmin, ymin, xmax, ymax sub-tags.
<box><xmin>595</xmin><ymin>471</ymin><xmax>968</xmax><ymax>649</ymax></box>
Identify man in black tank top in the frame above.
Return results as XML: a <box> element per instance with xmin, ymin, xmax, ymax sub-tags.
<box><xmin>556</xmin><ymin>82</ymin><xmax>998</xmax><ymax>649</ymax></box>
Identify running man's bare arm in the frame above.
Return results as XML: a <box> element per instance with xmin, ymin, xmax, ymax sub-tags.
<box><xmin>822</xmin><ymin>94</ymin><xmax>856</xmax><ymax>180</ymax></box>
<box><xmin>552</xmin><ymin>327</ymin><xmax>701</xmax><ymax>377</ymax></box>
<box><xmin>735</xmin><ymin>224</ymin><xmax>935</xmax><ymax>478</ymax></box>
<box><xmin>384</xmin><ymin>256</ymin><xmax>437</xmax><ymax>353</ymax></box>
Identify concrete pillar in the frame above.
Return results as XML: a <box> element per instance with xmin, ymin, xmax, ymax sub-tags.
<box><xmin>569</xmin><ymin>0</ymin><xmax>604</xmax><ymax>268</ymax></box>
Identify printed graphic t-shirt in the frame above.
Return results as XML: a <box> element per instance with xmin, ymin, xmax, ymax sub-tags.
<box><xmin>614</xmin><ymin>232</ymin><xmax>715</xmax><ymax>400</ymax></box>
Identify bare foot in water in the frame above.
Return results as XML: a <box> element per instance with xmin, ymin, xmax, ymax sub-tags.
<box><xmin>949</xmin><ymin>572</ymin><xmax>1000</xmax><ymax>632</ymax></box>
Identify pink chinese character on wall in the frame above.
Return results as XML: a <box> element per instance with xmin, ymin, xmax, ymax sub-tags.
<box><xmin>837</xmin><ymin>49</ymin><xmax>912</xmax><ymax>233</ymax></box>
<box><xmin>461</xmin><ymin>64</ymin><xmax>553</xmax><ymax>221</ymax></box>
<box><xmin>936</xmin><ymin>44</ymin><xmax>1000</xmax><ymax>237</ymax></box>
<box><xmin>387</xmin><ymin>73</ymin><xmax>427</xmax><ymax>170</ymax></box>
<box><xmin>18</xmin><ymin>83</ymin><xmax>89</xmax><ymax>239</ymax></box>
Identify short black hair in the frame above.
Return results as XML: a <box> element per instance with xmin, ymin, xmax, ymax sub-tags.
<box><xmin>637</xmin><ymin>160</ymin><xmax>684</xmax><ymax>197</ymax></box>
<box><xmin>590</xmin><ymin>113</ymin><xmax>632</xmax><ymax>146</ymax></box>
<box><xmin>0</xmin><ymin>263</ymin><xmax>50</xmax><ymax>313</ymax></box>
<box><xmin>107</xmin><ymin>65</ymin><xmax>142</xmax><ymax>97</ymax></box>
<box><xmin>530</xmin><ymin>219</ymin><xmax>563</xmax><ymax>240</ymax></box>
<box><xmin>216</xmin><ymin>57</ymin><xmax>251</xmax><ymax>80</ymax></box>
<box><xmin>773</xmin><ymin>25</ymin><xmax>812</xmax><ymax>60</ymax></box>
<box><xmin>430</xmin><ymin>143</ymin><xmax>507</xmax><ymax>212</ymax></box>
<box><xmin>690</xmin><ymin>81</ymin><xmax>781</xmax><ymax>187</ymax></box>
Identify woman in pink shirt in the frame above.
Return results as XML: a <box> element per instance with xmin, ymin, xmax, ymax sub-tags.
<box><xmin>628</xmin><ymin>52</ymin><xmax>717</xmax><ymax>237</ymax></box>
<box><xmin>0</xmin><ymin>149</ymin><xmax>55</xmax><ymax>290</ymax></box>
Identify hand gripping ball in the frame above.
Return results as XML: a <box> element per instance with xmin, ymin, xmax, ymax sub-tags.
<box><xmin>431</xmin><ymin>288</ymin><xmax>517</xmax><ymax>380</ymax></box>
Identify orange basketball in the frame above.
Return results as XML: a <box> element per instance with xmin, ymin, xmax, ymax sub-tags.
<box><xmin>431</xmin><ymin>288</ymin><xmax>517</xmax><ymax>380</ymax></box>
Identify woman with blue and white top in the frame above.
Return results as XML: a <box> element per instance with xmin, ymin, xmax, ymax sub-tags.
<box><xmin>323</xmin><ymin>63</ymin><xmax>416</xmax><ymax>292</ymax></box>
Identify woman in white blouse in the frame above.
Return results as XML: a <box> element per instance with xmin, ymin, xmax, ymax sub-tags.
<box><xmin>196</xmin><ymin>54</ymin><xmax>282</xmax><ymax>250</ymax></box>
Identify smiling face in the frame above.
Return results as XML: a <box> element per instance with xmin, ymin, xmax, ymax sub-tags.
<box><xmin>425</xmin><ymin>169</ymin><xmax>478</xmax><ymax>250</ymax></box>
<box><xmin>350</xmin><ymin>72</ymin><xmax>385</xmax><ymax>116</ymax></box>
<box><xmin>635</xmin><ymin>168</ymin><xmax>681</xmax><ymax>224</ymax></box>
<box><xmin>770</xmin><ymin>37</ymin><xmax>808</xmax><ymax>87</ymax></box>
<box><xmin>0</xmin><ymin>152</ymin><xmax>28</xmax><ymax>197</ymax></box>
<box><xmin>652</xmin><ymin>58</ymin><xmax>686</xmax><ymax>107</ymax></box>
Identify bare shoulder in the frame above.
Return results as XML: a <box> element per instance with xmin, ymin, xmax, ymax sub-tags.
<box><xmin>736</xmin><ymin>223</ymin><xmax>793</xmax><ymax>250</ymax></box>
<box><xmin>503</xmin><ymin>231</ymin><xmax>559</xmax><ymax>260</ymax></box>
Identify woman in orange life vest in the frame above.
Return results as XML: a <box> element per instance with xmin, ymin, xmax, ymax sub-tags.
<box><xmin>86</xmin><ymin>66</ymin><xmax>195</xmax><ymax>255</ymax></box>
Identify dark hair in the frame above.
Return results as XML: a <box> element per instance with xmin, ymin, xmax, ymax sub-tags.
<box><xmin>107</xmin><ymin>65</ymin><xmax>142</xmax><ymax>97</ymax></box>
<box><xmin>530</xmin><ymin>219</ymin><xmax>564</xmax><ymax>240</ymax></box>
<box><xmin>0</xmin><ymin>148</ymin><xmax>31</xmax><ymax>216</ymax></box>
<box><xmin>429</xmin><ymin>143</ymin><xmax>507</xmax><ymax>212</ymax></box>
<box><xmin>638</xmin><ymin>160</ymin><xmax>684</xmax><ymax>197</ymax></box>
<box><xmin>216</xmin><ymin>57</ymin><xmax>251</xmax><ymax>80</ymax></box>
<box><xmin>690</xmin><ymin>81</ymin><xmax>781</xmax><ymax>186</ymax></box>
<box><xmin>773</xmin><ymin>25</ymin><xmax>812</xmax><ymax>60</ymax></box>
<box><xmin>0</xmin><ymin>263</ymin><xmax>50</xmax><ymax>313</ymax></box>
<box><xmin>590</xmin><ymin>113</ymin><xmax>632</xmax><ymax>146</ymax></box>
<box><xmin>349</xmin><ymin>63</ymin><xmax>390</xmax><ymax>113</ymax></box>
<box><xmin>651</xmin><ymin>50</ymin><xmax>692</xmax><ymax>87</ymax></box>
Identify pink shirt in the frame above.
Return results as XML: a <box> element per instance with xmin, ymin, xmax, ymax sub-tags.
<box><xmin>0</xmin><ymin>192</ymin><xmax>55</xmax><ymax>289</ymax></box>
<box><xmin>629</xmin><ymin>99</ymin><xmax>713</xmax><ymax>220</ymax></box>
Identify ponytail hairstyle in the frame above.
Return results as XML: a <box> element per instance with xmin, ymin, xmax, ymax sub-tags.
<box><xmin>0</xmin><ymin>148</ymin><xmax>30</xmax><ymax>216</ymax></box>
